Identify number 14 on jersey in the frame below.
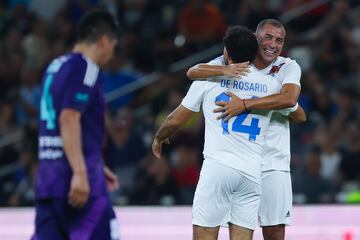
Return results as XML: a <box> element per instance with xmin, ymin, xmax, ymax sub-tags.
<box><xmin>215</xmin><ymin>92</ymin><xmax>261</xmax><ymax>141</ymax></box>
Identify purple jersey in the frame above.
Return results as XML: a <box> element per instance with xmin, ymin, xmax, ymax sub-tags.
<box><xmin>36</xmin><ymin>53</ymin><xmax>107</xmax><ymax>199</ymax></box>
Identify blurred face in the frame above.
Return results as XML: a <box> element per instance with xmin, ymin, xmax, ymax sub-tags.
<box><xmin>223</xmin><ymin>47</ymin><xmax>232</xmax><ymax>64</ymax></box>
<box><xmin>256</xmin><ymin>24</ymin><xmax>285</xmax><ymax>66</ymax></box>
<box><xmin>98</xmin><ymin>35</ymin><xmax>117</xmax><ymax>66</ymax></box>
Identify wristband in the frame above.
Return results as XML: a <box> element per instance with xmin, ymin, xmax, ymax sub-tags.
<box><xmin>243</xmin><ymin>99</ymin><xmax>248</xmax><ymax>111</ymax></box>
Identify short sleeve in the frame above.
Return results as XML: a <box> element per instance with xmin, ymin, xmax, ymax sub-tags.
<box><xmin>207</xmin><ymin>55</ymin><xmax>225</xmax><ymax>66</ymax></box>
<box><xmin>277</xmin><ymin>103</ymin><xmax>299</xmax><ymax>116</ymax></box>
<box><xmin>282</xmin><ymin>60</ymin><xmax>301</xmax><ymax>87</ymax></box>
<box><xmin>181</xmin><ymin>81</ymin><xmax>208</xmax><ymax>112</ymax></box>
<box><xmin>61</xmin><ymin>57</ymin><xmax>99</xmax><ymax>113</ymax></box>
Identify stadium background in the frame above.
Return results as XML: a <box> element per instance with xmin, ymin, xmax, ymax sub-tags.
<box><xmin>0</xmin><ymin>0</ymin><xmax>359</xmax><ymax>239</ymax></box>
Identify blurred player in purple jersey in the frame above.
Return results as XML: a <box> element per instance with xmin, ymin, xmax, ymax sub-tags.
<box><xmin>32</xmin><ymin>9</ymin><xmax>120</xmax><ymax>240</ymax></box>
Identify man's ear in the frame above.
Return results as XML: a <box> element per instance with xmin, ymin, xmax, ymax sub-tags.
<box><xmin>224</xmin><ymin>47</ymin><xmax>232</xmax><ymax>65</ymax></box>
<box><xmin>254</xmin><ymin>31</ymin><xmax>261</xmax><ymax>42</ymax></box>
<box><xmin>97</xmin><ymin>35</ymin><xmax>108</xmax><ymax>47</ymax></box>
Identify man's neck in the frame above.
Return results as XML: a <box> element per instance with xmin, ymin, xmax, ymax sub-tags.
<box><xmin>253</xmin><ymin>55</ymin><xmax>276</xmax><ymax>70</ymax></box>
<box><xmin>73</xmin><ymin>43</ymin><xmax>98</xmax><ymax>66</ymax></box>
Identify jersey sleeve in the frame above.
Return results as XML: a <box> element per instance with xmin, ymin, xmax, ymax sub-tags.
<box><xmin>276</xmin><ymin>103</ymin><xmax>299</xmax><ymax>116</ymax></box>
<box><xmin>61</xmin><ymin>57</ymin><xmax>99</xmax><ymax>113</ymax></box>
<box><xmin>282</xmin><ymin>60</ymin><xmax>301</xmax><ymax>87</ymax></box>
<box><xmin>181</xmin><ymin>81</ymin><xmax>207</xmax><ymax>112</ymax></box>
<box><xmin>207</xmin><ymin>55</ymin><xmax>225</xmax><ymax>66</ymax></box>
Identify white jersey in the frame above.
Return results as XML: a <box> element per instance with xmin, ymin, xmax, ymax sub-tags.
<box><xmin>208</xmin><ymin>55</ymin><xmax>301</xmax><ymax>172</ymax></box>
<box><xmin>182</xmin><ymin>66</ymin><xmax>285</xmax><ymax>184</ymax></box>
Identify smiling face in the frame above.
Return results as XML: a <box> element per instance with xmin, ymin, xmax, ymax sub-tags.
<box><xmin>255</xmin><ymin>23</ymin><xmax>285</xmax><ymax>68</ymax></box>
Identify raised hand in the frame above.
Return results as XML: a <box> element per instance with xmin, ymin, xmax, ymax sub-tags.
<box><xmin>223</xmin><ymin>62</ymin><xmax>251</xmax><ymax>78</ymax></box>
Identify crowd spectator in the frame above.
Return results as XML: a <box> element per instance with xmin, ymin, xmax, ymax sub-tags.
<box><xmin>178</xmin><ymin>0</ymin><xmax>226</xmax><ymax>50</ymax></box>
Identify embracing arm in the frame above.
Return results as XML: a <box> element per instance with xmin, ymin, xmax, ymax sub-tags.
<box><xmin>244</xmin><ymin>61</ymin><xmax>301</xmax><ymax>110</ymax></box>
<box><xmin>152</xmin><ymin>105</ymin><xmax>195</xmax><ymax>159</ymax></box>
<box><xmin>187</xmin><ymin>64</ymin><xmax>228</xmax><ymax>79</ymax></box>
<box><xmin>245</xmin><ymin>83</ymin><xmax>300</xmax><ymax>110</ymax></box>
<box><xmin>215</xmin><ymin>84</ymin><xmax>301</xmax><ymax>121</ymax></box>
<box><xmin>186</xmin><ymin>62</ymin><xmax>250</xmax><ymax>80</ymax></box>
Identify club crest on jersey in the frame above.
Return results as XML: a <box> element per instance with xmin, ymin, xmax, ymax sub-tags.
<box><xmin>268</xmin><ymin>63</ymin><xmax>285</xmax><ymax>77</ymax></box>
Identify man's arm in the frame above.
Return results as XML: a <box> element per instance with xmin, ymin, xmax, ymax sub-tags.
<box><xmin>103</xmin><ymin>166</ymin><xmax>119</xmax><ymax>192</ymax></box>
<box><xmin>214</xmin><ymin>84</ymin><xmax>301</xmax><ymax>121</ymax></box>
<box><xmin>245</xmin><ymin>83</ymin><xmax>300</xmax><ymax>110</ymax></box>
<box><xmin>186</xmin><ymin>62</ymin><xmax>250</xmax><ymax>80</ymax></box>
<box><xmin>152</xmin><ymin>105</ymin><xmax>194</xmax><ymax>159</ymax></box>
<box><xmin>289</xmin><ymin>105</ymin><xmax>306</xmax><ymax>123</ymax></box>
<box><xmin>59</xmin><ymin>109</ymin><xmax>89</xmax><ymax>208</ymax></box>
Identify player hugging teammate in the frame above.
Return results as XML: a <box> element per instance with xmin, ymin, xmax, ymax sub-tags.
<box><xmin>154</xmin><ymin>20</ymin><xmax>306</xmax><ymax>240</ymax></box>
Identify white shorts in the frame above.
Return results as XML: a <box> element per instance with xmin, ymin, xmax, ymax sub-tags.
<box><xmin>192</xmin><ymin>160</ymin><xmax>261</xmax><ymax>230</ymax></box>
<box><xmin>258</xmin><ymin>170</ymin><xmax>292</xmax><ymax>227</ymax></box>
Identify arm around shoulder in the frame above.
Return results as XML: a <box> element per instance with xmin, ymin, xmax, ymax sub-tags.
<box><xmin>244</xmin><ymin>83</ymin><xmax>301</xmax><ymax>111</ymax></box>
<box><xmin>186</xmin><ymin>63</ymin><xmax>226</xmax><ymax>80</ymax></box>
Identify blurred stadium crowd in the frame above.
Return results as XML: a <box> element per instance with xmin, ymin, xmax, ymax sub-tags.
<box><xmin>0</xmin><ymin>0</ymin><xmax>359</xmax><ymax>207</ymax></box>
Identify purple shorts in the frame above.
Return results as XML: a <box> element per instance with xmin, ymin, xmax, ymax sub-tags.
<box><xmin>31</xmin><ymin>196</ymin><xmax>119</xmax><ymax>240</ymax></box>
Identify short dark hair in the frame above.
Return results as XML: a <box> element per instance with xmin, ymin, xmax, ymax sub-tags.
<box><xmin>256</xmin><ymin>19</ymin><xmax>285</xmax><ymax>34</ymax></box>
<box><xmin>76</xmin><ymin>9</ymin><xmax>117</xmax><ymax>43</ymax></box>
<box><xmin>223</xmin><ymin>26</ymin><xmax>258</xmax><ymax>63</ymax></box>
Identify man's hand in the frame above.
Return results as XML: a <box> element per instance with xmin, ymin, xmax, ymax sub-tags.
<box><xmin>224</xmin><ymin>62</ymin><xmax>251</xmax><ymax>78</ymax></box>
<box><xmin>68</xmin><ymin>172</ymin><xmax>90</xmax><ymax>208</ymax></box>
<box><xmin>214</xmin><ymin>92</ymin><xmax>246</xmax><ymax>121</ymax></box>
<box><xmin>152</xmin><ymin>138</ymin><xmax>170</xmax><ymax>159</ymax></box>
<box><xmin>104</xmin><ymin>166</ymin><xmax>119</xmax><ymax>192</ymax></box>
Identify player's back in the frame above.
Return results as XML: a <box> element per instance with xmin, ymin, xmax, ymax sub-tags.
<box><xmin>37</xmin><ymin>53</ymin><xmax>107</xmax><ymax>199</ymax></box>
<box><xmin>200</xmin><ymin>66</ymin><xmax>281</xmax><ymax>183</ymax></box>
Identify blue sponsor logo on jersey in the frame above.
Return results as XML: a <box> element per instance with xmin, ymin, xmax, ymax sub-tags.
<box><xmin>75</xmin><ymin>92</ymin><xmax>89</xmax><ymax>102</ymax></box>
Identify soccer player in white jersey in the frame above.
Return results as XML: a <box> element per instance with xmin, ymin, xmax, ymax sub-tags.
<box><xmin>187</xmin><ymin>19</ymin><xmax>306</xmax><ymax>240</ymax></box>
<box><xmin>152</xmin><ymin>26</ymin><xmax>302</xmax><ymax>240</ymax></box>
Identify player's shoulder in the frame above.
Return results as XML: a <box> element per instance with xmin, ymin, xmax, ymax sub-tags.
<box><xmin>67</xmin><ymin>53</ymin><xmax>96</xmax><ymax>69</ymax></box>
<box><xmin>208</xmin><ymin>55</ymin><xmax>225</xmax><ymax>65</ymax></box>
<box><xmin>274</xmin><ymin>56</ymin><xmax>300</xmax><ymax>70</ymax></box>
<box><xmin>249</xmin><ymin>65</ymin><xmax>273</xmax><ymax>80</ymax></box>
<box><xmin>214</xmin><ymin>55</ymin><xmax>225</xmax><ymax>63</ymax></box>
<box><xmin>191</xmin><ymin>78</ymin><xmax>212</xmax><ymax>89</ymax></box>
<box><xmin>249</xmin><ymin>66</ymin><xmax>281</xmax><ymax>91</ymax></box>
<box><xmin>45</xmin><ymin>53</ymin><xmax>72</xmax><ymax>73</ymax></box>
<box><xmin>69</xmin><ymin>53</ymin><xmax>100</xmax><ymax>87</ymax></box>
